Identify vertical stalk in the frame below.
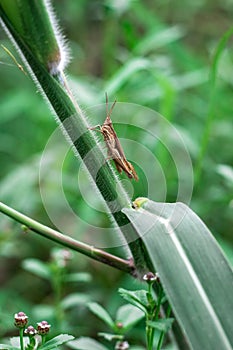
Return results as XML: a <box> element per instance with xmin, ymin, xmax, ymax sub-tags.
<box><xmin>194</xmin><ymin>27</ymin><xmax>233</xmax><ymax>184</ymax></box>
<box><xmin>19</xmin><ymin>328</ymin><xmax>24</xmax><ymax>350</ymax></box>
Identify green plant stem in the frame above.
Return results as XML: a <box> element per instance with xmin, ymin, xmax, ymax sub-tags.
<box><xmin>146</xmin><ymin>324</ymin><xmax>153</xmax><ymax>350</ymax></box>
<box><xmin>145</xmin><ymin>314</ymin><xmax>152</xmax><ymax>350</ymax></box>
<box><xmin>0</xmin><ymin>201</ymin><xmax>135</xmax><ymax>275</ymax></box>
<box><xmin>155</xmin><ymin>284</ymin><xmax>163</xmax><ymax>319</ymax></box>
<box><xmin>146</xmin><ymin>281</ymin><xmax>166</xmax><ymax>350</ymax></box>
<box><xmin>51</xmin><ymin>266</ymin><xmax>64</xmax><ymax>330</ymax></box>
<box><xmin>157</xmin><ymin>304</ymin><xmax>171</xmax><ymax>350</ymax></box>
<box><xmin>157</xmin><ymin>330</ymin><xmax>164</xmax><ymax>350</ymax></box>
<box><xmin>19</xmin><ymin>328</ymin><xmax>24</xmax><ymax>350</ymax></box>
<box><xmin>194</xmin><ymin>26</ymin><xmax>233</xmax><ymax>185</ymax></box>
<box><xmin>146</xmin><ymin>282</ymin><xmax>156</xmax><ymax>350</ymax></box>
<box><xmin>156</xmin><ymin>285</ymin><xmax>165</xmax><ymax>350</ymax></box>
<box><xmin>41</xmin><ymin>335</ymin><xmax>46</xmax><ymax>345</ymax></box>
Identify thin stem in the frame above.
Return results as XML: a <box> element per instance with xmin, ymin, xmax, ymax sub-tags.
<box><xmin>146</xmin><ymin>313</ymin><xmax>153</xmax><ymax>350</ymax></box>
<box><xmin>194</xmin><ymin>27</ymin><xmax>233</xmax><ymax>184</ymax></box>
<box><xmin>51</xmin><ymin>265</ymin><xmax>64</xmax><ymax>331</ymax></box>
<box><xmin>155</xmin><ymin>285</ymin><xmax>164</xmax><ymax>350</ymax></box>
<box><xmin>0</xmin><ymin>201</ymin><xmax>135</xmax><ymax>275</ymax></box>
<box><xmin>157</xmin><ymin>304</ymin><xmax>171</xmax><ymax>350</ymax></box>
<box><xmin>155</xmin><ymin>284</ymin><xmax>163</xmax><ymax>319</ymax></box>
<box><xmin>19</xmin><ymin>328</ymin><xmax>24</xmax><ymax>350</ymax></box>
<box><xmin>156</xmin><ymin>287</ymin><xmax>171</xmax><ymax>350</ymax></box>
<box><xmin>157</xmin><ymin>331</ymin><xmax>164</xmax><ymax>350</ymax></box>
<box><xmin>41</xmin><ymin>335</ymin><xmax>46</xmax><ymax>345</ymax></box>
<box><xmin>146</xmin><ymin>281</ymin><xmax>156</xmax><ymax>350</ymax></box>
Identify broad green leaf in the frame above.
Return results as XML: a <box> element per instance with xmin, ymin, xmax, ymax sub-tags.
<box><xmin>118</xmin><ymin>288</ymin><xmax>148</xmax><ymax>313</ymax></box>
<box><xmin>22</xmin><ymin>258</ymin><xmax>50</xmax><ymax>279</ymax></box>
<box><xmin>116</xmin><ymin>304</ymin><xmax>145</xmax><ymax>330</ymax></box>
<box><xmin>123</xmin><ymin>200</ymin><xmax>233</xmax><ymax>350</ymax></box>
<box><xmin>67</xmin><ymin>337</ymin><xmax>108</xmax><ymax>350</ymax></box>
<box><xmin>147</xmin><ymin>318</ymin><xmax>174</xmax><ymax>332</ymax></box>
<box><xmin>38</xmin><ymin>334</ymin><xmax>74</xmax><ymax>350</ymax></box>
<box><xmin>87</xmin><ymin>302</ymin><xmax>115</xmax><ymax>329</ymax></box>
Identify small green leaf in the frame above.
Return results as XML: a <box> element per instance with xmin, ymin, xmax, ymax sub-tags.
<box><xmin>67</xmin><ymin>337</ymin><xmax>108</xmax><ymax>350</ymax></box>
<box><xmin>88</xmin><ymin>302</ymin><xmax>115</xmax><ymax>329</ymax></box>
<box><xmin>118</xmin><ymin>288</ymin><xmax>148</xmax><ymax>313</ymax></box>
<box><xmin>116</xmin><ymin>304</ymin><xmax>145</xmax><ymax>330</ymax></box>
<box><xmin>61</xmin><ymin>293</ymin><xmax>90</xmax><ymax>310</ymax></box>
<box><xmin>22</xmin><ymin>258</ymin><xmax>50</xmax><ymax>279</ymax></box>
<box><xmin>38</xmin><ymin>334</ymin><xmax>74</xmax><ymax>350</ymax></box>
<box><xmin>98</xmin><ymin>333</ymin><xmax>123</xmax><ymax>342</ymax></box>
<box><xmin>64</xmin><ymin>272</ymin><xmax>92</xmax><ymax>283</ymax></box>
<box><xmin>147</xmin><ymin>318</ymin><xmax>174</xmax><ymax>332</ymax></box>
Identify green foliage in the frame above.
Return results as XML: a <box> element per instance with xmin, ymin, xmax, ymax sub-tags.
<box><xmin>38</xmin><ymin>334</ymin><xmax>74</xmax><ymax>350</ymax></box>
<box><xmin>86</xmin><ymin>280</ymin><xmax>171</xmax><ymax>349</ymax></box>
<box><xmin>0</xmin><ymin>334</ymin><xmax>74</xmax><ymax>350</ymax></box>
<box><xmin>115</xmin><ymin>304</ymin><xmax>145</xmax><ymax>331</ymax></box>
<box><xmin>118</xmin><ymin>289</ymin><xmax>148</xmax><ymax>313</ymax></box>
<box><xmin>0</xmin><ymin>0</ymin><xmax>233</xmax><ymax>349</ymax></box>
<box><xmin>88</xmin><ymin>301</ymin><xmax>145</xmax><ymax>334</ymax></box>
<box><xmin>68</xmin><ymin>337</ymin><xmax>108</xmax><ymax>350</ymax></box>
<box><xmin>147</xmin><ymin>319</ymin><xmax>174</xmax><ymax>333</ymax></box>
<box><xmin>87</xmin><ymin>303</ymin><xmax>115</xmax><ymax>329</ymax></box>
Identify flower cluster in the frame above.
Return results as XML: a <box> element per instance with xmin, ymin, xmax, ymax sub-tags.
<box><xmin>14</xmin><ymin>311</ymin><xmax>51</xmax><ymax>337</ymax></box>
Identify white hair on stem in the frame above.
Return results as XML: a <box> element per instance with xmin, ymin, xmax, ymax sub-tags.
<box><xmin>44</xmin><ymin>0</ymin><xmax>71</xmax><ymax>75</ymax></box>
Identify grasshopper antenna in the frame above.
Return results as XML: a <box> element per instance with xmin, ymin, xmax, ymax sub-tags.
<box><xmin>105</xmin><ymin>92</ymin><xmax>117</xmax><ymax>119</ymax></box>
<box><xmin>105</xmin><ymin>92</ymin><xmax>109</xmax><ymax>118</ymax></box>
<box><xmin>1</xmin><ymin>45</ymin><xmax>27</xmax><ymax>75</ymax></box>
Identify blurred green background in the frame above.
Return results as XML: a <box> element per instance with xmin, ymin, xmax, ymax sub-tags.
<box><xmin>0</xmin><ymin>0</ymin><xmax>232</xmax><ymax>346</ymax></box>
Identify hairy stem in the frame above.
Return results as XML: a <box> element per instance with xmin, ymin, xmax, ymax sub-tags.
<box><xmin>0</xmin><ymin>1</ymin><xmax>151</xmax><ymax>273</ymax></box>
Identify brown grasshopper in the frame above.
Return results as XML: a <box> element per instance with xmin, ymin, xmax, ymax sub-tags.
<box><xmin>90</xmin><ymin>94</ymin><xmax>139</xmax><ymax>181</ymax></box>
